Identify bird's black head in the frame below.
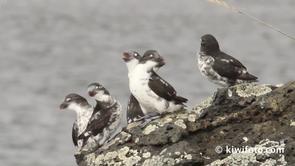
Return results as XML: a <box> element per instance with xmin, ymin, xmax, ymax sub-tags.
<box><xmin>122</xmin><ymin>51</ymin><xmax>141</xmax><ymax>62</ymax></box>
<box><xmin>59</xmin><ymin>93</ymin><xmax>89</xmax><ymax>111</ymax></box>
<box><xmin>140</xmin><ymin>50</ymin><xmax>165</xmax><ymax>68</ymax></box>
<box><xmin>200</xmin><ymin>34</ymin><xmax>220</xmax><ymax>54</ymax></box>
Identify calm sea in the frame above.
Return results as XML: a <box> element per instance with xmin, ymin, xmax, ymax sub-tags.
<box><xmin>0</xmin><ymin>0</ymin><xmax>294</xmax><ymax>165</ymax></box>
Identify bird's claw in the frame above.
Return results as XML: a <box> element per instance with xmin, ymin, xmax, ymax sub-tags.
<box><xmin>140</xmin><ymin>115</ymin><xmax>160</xmax><ymax>128</ymax></box>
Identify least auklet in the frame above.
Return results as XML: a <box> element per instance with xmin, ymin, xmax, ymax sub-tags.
<box><xmin>123</xmin><ymin>51</ymin><xmax>168</xmax><ymax>123</ymax></box>
<box><xmin>122</xmin><ymin>51</ymin><xmax>145</xmax><ymax>123</ymax></box>
<box><xmin>59</xmin><ymin>93</ymin><xmax>93</xmax><ymax>150</ymax></box>
<box><xmin>126</xmin><ymin>50</ymin><xmax>188</xmax><ymax>122</ymax></box>
<box><xmin>78</xmin><ymin>82</ymin><xmax>125</xmax><ymax>152</ymax></box>
<box><xmin>198</xmin><ymin>34</ymin><xmax>258</xmax><ymax>87</ymax></box>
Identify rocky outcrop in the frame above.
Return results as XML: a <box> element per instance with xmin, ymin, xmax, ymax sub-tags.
<box><xmin>77</xmin><ymin>81</ymin><xmax>295</xmax><ymax>166</ymax></box>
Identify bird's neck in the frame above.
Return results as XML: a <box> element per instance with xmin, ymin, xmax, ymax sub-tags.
<box><xmin>75</xmin><ymin>105</ymin><xmax>93</xmax><ymax>118</ymax></box>
<box><xmin>94</xmin><ymin>96</ymin><xmax>115</xmax><ymax>111</ymax></box>
<box><xmin>94</xmin><ymin>94</ymin><xmax>113</xmax><ymax>103</ymax></box>
<box><xmin>137</xmin><ymin>61</ymin><xmax>157</xmax><ymax>72</ymax></box>
<box><xmin>69</xmin><ymin>103</ymin><xmax>92</xmax><ymax>116</ymax></box>
<box><xmin>126</xmin><ymin>60</ymin><xmax>139</xmax><ymax>73</ymax></box>
<box><xmin>129</xmin><ymin>63</ymin><xmax>152</xmax><ymax>80</ymax></box>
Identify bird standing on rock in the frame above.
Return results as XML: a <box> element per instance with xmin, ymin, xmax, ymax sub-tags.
<box><xmin>123</xmin><ymin>51</ymin><xmax>166</xmax><ymax>123</ymax></box>
<box><xmin>59</xmin><ymin>93</ymin><xmax>94</xmax><ymax>150</ymax></box>
<box><xmin>125</xmin><ymin>50</ymin><xmax>188</xmax><ymax>123</ymax></box>
<box><xmin>80</xmin><ymin>82</ymin><xmax>126</xmax><ymax>152</ymax></box>
<box><xmin>198</xmin><ymin>34</ymin><xmax>258</xmax><ymax>87</ymax></box>
<box><xmin>60</xmin><ymin>83</ymin><xmax>126</xmax><ymax>154</ymax></box>
<box><xmin>122</xmin><ymin>51</ymin><xmax>146</xmax><ymax>123</ymax></box>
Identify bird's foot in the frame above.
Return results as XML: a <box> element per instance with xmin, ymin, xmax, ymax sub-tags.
<box><xmin>133</xmin><ymin>116</ymin><xmax>145</xmax><ymax>122</ymax></box>
<box><xmin>212</xmin><ymin>88</ymin><xmax>228</xmax><ymax>105</ymax></box>
<box><xmin>140</xmin><ymin>115</ymin><xmax>160</xmax><ymax>128</ymax></box>
<box><xmin>212</xmin><ymin>90</ymin><xmax>219</xmax><ymax>103</ymax></box>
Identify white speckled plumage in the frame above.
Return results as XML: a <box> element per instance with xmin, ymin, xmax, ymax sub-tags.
<box><xmin>86</xmin><ymin>89</ymin><xmax>126</xmax><ymax>150</ymax></box>
<box><xmin>198</xmin><ymin>53</ymin><xmax>228</xmax><ymax>87</ymax></box>
<box><xmin>198</xmin><ymin>34</ymin><xmax>258</xmax><ymax>87</ymax></box>
<box><xmin>69</xmin><ymin>103</ymin><xmax>94</xmax><ymax>136</ymax></box>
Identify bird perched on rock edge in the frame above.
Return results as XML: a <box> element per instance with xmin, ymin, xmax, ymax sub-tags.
<box><xmin>126</xmin><ymin>50</ymin><xmax>188</xmax><ymax>124</ymax></box>
<box><xmin>198</xmin><ymin>34</ymin><xmax>258</xmax><ymax>87</ymax></box>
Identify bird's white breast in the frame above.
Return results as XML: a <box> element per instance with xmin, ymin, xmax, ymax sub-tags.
<box><xmin>129</xmin><ymin>66</ymin><xmax>156</xmax><ymax>113</ymax></box>
<box><xmin>198</xmin><ymin>54</ymin><xmax>228</xmax><ymax>87</ymax></box>
<box><xmin>70</xmin><ymin>104</ymin><xmax>93</xmax><ymax>136</ymax></box>
<box><xmin>128</xmin><ymin>65</ymin><xmax>182</xmax><ymax>115</ymax></box>
<box><xmin>198</xmin><ymin>54</ymin><xmax>214</xmax><ymax>76</ymax></box>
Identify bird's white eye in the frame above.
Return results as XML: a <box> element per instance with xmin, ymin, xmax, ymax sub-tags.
<box><xmin>66</xmin><ymin>98</ymin><xmax>71</xmax><ymax>102</ymax></box>
<box><xmin>95</xmin><ymin>86</ymin><xmax>99</xmax><ymax>89</ymax></box>
<box><xmin>134</xmin><ymin>53</ymin><xmax>138</xmax><ymax>56</ymax></box>
<box><xmin>149</xmin><ymin>54</ymin><xmax>153</xmax><ymax>57</ymax></box>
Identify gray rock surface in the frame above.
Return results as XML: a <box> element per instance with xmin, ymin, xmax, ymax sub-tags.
<box><xmin>77</xmin><ymin>81</ymin><xmax>295</xmax><ymax>166</ymax></box>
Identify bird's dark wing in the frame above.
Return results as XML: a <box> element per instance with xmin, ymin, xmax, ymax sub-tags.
<box><xmin>127</xmin><ymin>94</ymin><xmax>144</xmax><ymax>122</ymax></box>
<box><xmin>219</xmin><ymin>52</ymin><xmax>247</xmax><ymax>69</ymax></box>
<box><xmin>212</xmin><ymin>52</ymin><xmax>247</xmax><ymax>79</ymax></box>
<box><xmin>148</xmin><ymin>71</ymin><xmax>176</xmax><ymax>101</ymax></box>
<box><xmin>72</xmin><ymin>122</ymin><xmax>78</xmax><ymax>146</ymax></box>
<box><xmin>78</xmin><ymin>108</ymin><xmax>113</xmax><ymax>141</ymax></box>
<box><xmin>148</xmin><ymin>71</ymin><xmax>187</xmax><ymax>104</ymax></box>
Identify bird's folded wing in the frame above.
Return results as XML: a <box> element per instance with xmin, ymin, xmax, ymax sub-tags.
<box><xmin>212</xmin><ymin>52</ymin><xmax>247</xmax><ymax>79</ymax></box>
<box><xmin>78</xmin><ymin>110</ymin><xmax>112</xmax><ymax>140</ymax></box>
<box><xmin>127</xmin><ymin>94</ymin><xmax>144</xmax><ymax>121</ymax></box>
<box><xmin>220</xmin><ymin>52</ymin><xmax>247</xmax><ymax>68</ymax></box>
<box><xmin>72</xmin><ymin>122</ymin><xmax>78</xmax><ymax>146</ymax></box>
<box><xmin>148</xmin><ymin>71</ymin><xmax>177</xmax><ymax>101</ymax></box>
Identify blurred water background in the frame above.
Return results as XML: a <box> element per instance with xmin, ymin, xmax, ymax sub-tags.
<box><xmin>0</xmin><ymin>0</ymin><xmax>294</xmax><ymax>165</ymax></box>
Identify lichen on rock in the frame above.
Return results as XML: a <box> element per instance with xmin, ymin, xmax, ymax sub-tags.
<box><xmin>143</xmin><ymin>124</ymin><xmax>158</xmax><ymax>135</ymax></box>
<box><xmin>233</xmin><ymin>83</ymin><xmax>273</xmax><ymax>97</ymax></box>
<box><xmin>192</xmin><ymin>96</ymin><xmax>213</xmax><ymax>118</ymax></box>
<box><xmin>174</xmin><ymin>119</ymin><xmax>186</xmax><ymax>129</ymax></box>
<box><xmin>77</xmin><ymin>81</ymin><xmax>295</xmax><ymax>166</ymax></box>
<box><xmin>208</xmin><ymin>139</ymin><xmax>287</xmax><ymax>166</ymax></box>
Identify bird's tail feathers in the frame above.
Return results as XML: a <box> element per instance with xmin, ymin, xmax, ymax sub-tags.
<box><xmin>174</xmin><ymin>96</ymin><xmax>188</xmax><ymax>104</ymax></box>
<box><xmin>239</xmin><ymin>72</ymin><xmax>258</xmax><ymax>81</ymax></box>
